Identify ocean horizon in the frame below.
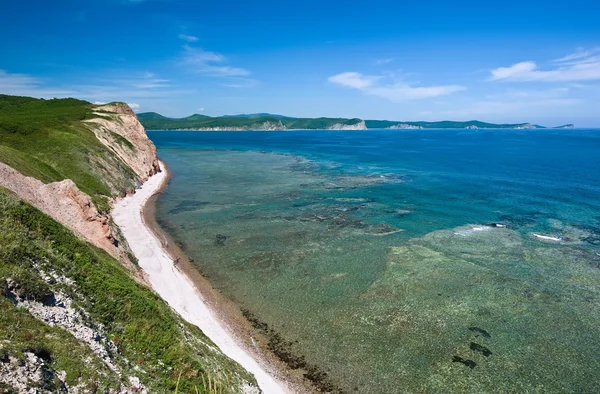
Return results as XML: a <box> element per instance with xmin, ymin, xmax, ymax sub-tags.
<box><xmin>149</xmin><ymin>128</ymin><xmax>600</xmax><ymax>393</ymax></box>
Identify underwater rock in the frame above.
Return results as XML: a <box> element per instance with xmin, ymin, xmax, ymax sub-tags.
<box><xmin>452</xmin><ymin>356</ymin><xmax>476</xmax><ymax>369</ymax></box>
<box><xmin>168</xmin><ymin>200</ymin><xmax>210</xmax><ymax>215</ymax></box>
<box><xmin>470</xmin><ymin>342</ymin><xmax>493</xmax><ymax>357</ymax></box>
<box><xmin>214</xmin><ymin>234</ymin><xmax>228</xmax><ymax>247</ymax></box>
<box><xmin>368</xmin><ymin>223</ymin><xmax>403</xmax><ymax>236</ymax></box>
<box><xmin>468</xmin><ymin>326</ymin><xmax>491</xmax><ymax>338</ymax></box>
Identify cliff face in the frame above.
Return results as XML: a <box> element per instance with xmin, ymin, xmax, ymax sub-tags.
<box><xmin>327</xmin><ymin>120</ymin><xmax>367</xmax><ymax>130</ymax></box>
<box><xmin>0</xmin><ymin>102</ymin><xmax>161</xmax><ymax>264</ymax></box>
<box><xmin>0</xmin><ymin>163</ymin><xmax>119</xmax><ymax>258</ymax></box>
<box><xmin>177</xmin><ymin>120</ymin><xmax>285</xmax><ymax>131</ymax></box>
<box><xmin>85</xmin><ymin>103</ymin><xmax>160</xmax><ymax>184</ymax></box>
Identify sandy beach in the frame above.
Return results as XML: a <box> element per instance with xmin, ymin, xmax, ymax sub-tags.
<box><xmin>112</xmin><ymin>162</ymin><xmax>293</xmax><ymax>394</ymax></box>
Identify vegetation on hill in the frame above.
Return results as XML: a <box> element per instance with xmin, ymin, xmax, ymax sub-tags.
<box><xmin>364</xmin><ymin>119</ymin><xmax>544</xmax><ymax>129</ymax></box>
<box><xmin>0</xmin><ymin>187</ymin><xmax>258</xmax><ymax>392</ymax></box>
<box><xmin>137</xmin><ymin>112</ymin><xmax>363</xmax><ymax>130</ymax></box>
<box><xmin>0</xmin><ymin>95</ymin><xmax>138</xmax><ymax>199</ymax></box>
<box><xmin>138</xmin><ymin>111</ymin><xmax>556</xmax><ymax>131</ymax></box>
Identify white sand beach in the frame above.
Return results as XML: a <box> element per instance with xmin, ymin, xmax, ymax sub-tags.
<box><xmin>112</xmin><ymin>162</ymin><xmax>292</xmax><ymax>394</ymax></box>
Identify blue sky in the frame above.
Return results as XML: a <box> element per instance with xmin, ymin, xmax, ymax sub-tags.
<box><xmin>1</xmin><ymin>0</ymin><xmax>599</xmax><ymax>126</ymax></box>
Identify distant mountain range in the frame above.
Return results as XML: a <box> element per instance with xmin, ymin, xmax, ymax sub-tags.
<box><xmin>137</xmin><ymin>112</ymin><xmax>574</xmax><ymax>131</ymax></box>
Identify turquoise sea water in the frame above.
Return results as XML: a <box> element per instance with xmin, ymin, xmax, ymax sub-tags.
<box><xmin>149</xmin><ymin>129</ymin><xmax>600</xmax><ymax>393</ymax></box>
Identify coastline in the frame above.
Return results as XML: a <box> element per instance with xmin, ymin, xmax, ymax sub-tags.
<box><xmin>112</xmin><ymin>161</ymin><xmax>301</xmax><ymax>394</ymax></box>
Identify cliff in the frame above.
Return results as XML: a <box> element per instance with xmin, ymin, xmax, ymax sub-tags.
<box><xmin>177</xmin><ymin>120</ymin><xmax>285</xmax><ymax>131</ymax></box>
<box><xmin>327</xmin><ymin>120</ymin><xmax>367</xmax><ymax>130</ymax></box>
<box><xmin>0</xmin><ymin>95</ymin><xmax>261</xmax><ymax>393</ymax></box>
<box><xmin>0</xmin><ymin>164</ymin><xmax>118</xmax><ymax>259</ymax></box>
<box><xmin>0</xmin><ymin>101</ymin><xmax>161</xmax><ymax>264</ymax></box>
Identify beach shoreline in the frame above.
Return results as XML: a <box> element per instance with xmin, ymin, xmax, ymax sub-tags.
<box><xmin>112</xmin><ymin>161</ymin><xmax>302</xmax><ymax>394</ymax></box>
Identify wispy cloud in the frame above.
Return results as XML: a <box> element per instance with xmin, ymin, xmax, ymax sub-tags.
<box><xmin>375</xmin><ymin>58</ymin><xmax>394</xmax><ymax>65</ymax></box>
<box><xmin>181</xmin><ymin>45</ymin><xmax>251</xmax><ymax>77</ymax></box>
<box><xmin>179</xmin><ymin>34</ymin><xmax>199</xmax><ymax>43</ymax></box>
<box><xmin>489</xmin><ymin>48</ymin><xmax>600</xmax><ymax>82</ymax></box>
<box><xmin>0</xmin><ymin>70</ymin><xmax>73</xmax><ymax>97</ymax></box>
<box><xmin>328</xmin><ymin>71</ymin><xmax>465</xmax><ymax>101</ymax></box>
<box><xmin>0</xmin><ymin>69</ymin><xmax>186</xmax><ymax>102</ymax></box>
<box><xmin>127</xmin><ymin>102</ymin><xmax>140</xmax><ymax>110</ymax></box>
<box><xmin>221</xmin><ymin>78</ymin><xmax>259</xmax><ymax>88</ymax></box>
<box><xmin>131</xmin><ymin>77</ymin><xmax>170</xmax><ymax>89</ymax></box>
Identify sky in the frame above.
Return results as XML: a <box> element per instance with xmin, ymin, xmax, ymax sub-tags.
<box><xmin>1</xmin><ymin>0</ymin><xmax>600</xmax><ymax>126</ymax></box>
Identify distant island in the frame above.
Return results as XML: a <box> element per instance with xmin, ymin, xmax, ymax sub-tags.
<box><xmin>137</xmin><ymin>112</ymin><xmax>575</xmax><ymax>131</ymax></box>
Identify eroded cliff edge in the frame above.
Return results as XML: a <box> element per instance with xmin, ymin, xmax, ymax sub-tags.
<box><xmin>0</xmin><ymin>102</ymin><xmax>159</xmax><ymax>264</ymax></box>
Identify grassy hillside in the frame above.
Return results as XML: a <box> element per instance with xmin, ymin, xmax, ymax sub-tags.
<box><xmin>0</xmin><ymin>95</ymin><xmax>139</xmax><ymax>200</ymax></box>
<box><xmin>137</xmin><ymin>112</ymin><xmax>363</xmax><ymax>130</ymax></box>
<box><xmin>0</xmin><ymin>187</ymin><xmax>258</xmax><ymax>392</ymax></box>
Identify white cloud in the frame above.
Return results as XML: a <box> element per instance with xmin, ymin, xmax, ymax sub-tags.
<box><xmin>221</xmin><ymin>78</ymin><xmax>258</xmax><ymax>88</ymax></box>
<box><xmin>132</xmin><ymin>78</ymin><xmax>170</xmax><ymax>89</ymax></box>
<box><xmin>127</xmin><ymin>103</ymin><xmax>140</xmax><ymax>110</ymax></box>
<box><xmin>375</xmin><ymin>58</ymin><xmax>394</xmax><ymax>65</ymax></box>
<box><xmin>179</xmin><ymin>34</ymin><xmax>199</xmax><ymax>43</ymax></box>
<box><xmin>181</xmin><ymin>45</ymin><xmax>251</xmax><ymax>77</ymax></box>
<box><xmin>328</xmin><ymin>71</ymin><xmax>464</xmax><ymax>101</ymax></box>
<box><xmin>489</xmin><ymin>48</ymin><xmax>600</xmax><ymax>82</ymax></box>
<box><xmin>329</xmin><ymin>72</ymin><xmax>380</xmax><ymax>89</ymax></box>
<box><xmin>0</xmin><ymin>70</ymin><xmax>73</xmax><ymax>97</ymax></box>
<box><xmin>197</xmin><ymin>107</ymin><xmax>205</xmax><ymax>112</ymax></box>
<box><xmin>554</xmin><ymin>47</ymin><xmax>600</xmax><ymax>63</ymax></box>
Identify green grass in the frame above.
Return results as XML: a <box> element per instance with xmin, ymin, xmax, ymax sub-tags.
<box><xmin>0</xmin><ymin>94</ymin><xmax>138</xmax><ymax>197</ymax></box>
<box><xmin>0</xmin><ymin>188</ymin><xmax>258</xmax><ymax>393</ymax></box>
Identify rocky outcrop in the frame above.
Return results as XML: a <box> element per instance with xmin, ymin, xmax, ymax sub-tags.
<box><xmin>389</xmin><ymin>123</ymin><xmax>424</xmax><ymax>129</ymax></box>
<box><xmin>179</xmin><ymin>120</ymin><xmax>286</xmax><ymax>131</ymax></box>
<box><xmin>554</xmin><ymin>124</ymin><xmax>575</xmax><ymax>129</ymax></box>
<box><xmin>514</xmin><ymin>123</ymin><xmax>536</xmax><ymax>129</ymax></box>
<box><xmin>327</xmin><ymin>120</ymin><xmax>367</xmax><ymax>130</ymax></box>
<box><xmin>0</xmin><ymin>163</ymin><xmax>123</xmax><ymax>259</ymax></box>
<box><xmin>85</xmin><ymin>103</ymin><xmax>160</xmax><ymax>183</ymax></box>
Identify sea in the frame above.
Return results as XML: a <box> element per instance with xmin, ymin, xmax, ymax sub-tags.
<box><xmin>148</xmin><ymin>128</ymin><xmax>600</xmax><ymax>393</ymax></box>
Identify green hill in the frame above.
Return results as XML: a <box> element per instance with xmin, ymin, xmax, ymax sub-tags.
<box><xmin>137</xmin><ymin>112</ymin><xmax>364</xmax><ymax>130</ymax></box>
<box><xmin>364</xmin><ymin>119</ymin><xmax>545</xmax><ymax>129</ymax></box>
<box><xmin>0</xmin><ymin>95</ymin><xmax>138</xmax><ymax>201</ymax></box>
<box><xmin>138</xmin><ymin>111</ymin><xmax>556</xmax><ymax>131</ymax></box>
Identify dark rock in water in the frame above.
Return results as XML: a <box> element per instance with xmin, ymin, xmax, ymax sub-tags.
<box><xmin>498</xmin><ymin>212</ymin><xmax>542</xmax><ymax>227</ymax></box>
<box><xmin>469</xmin><ymin>326</ymin><xmax>491</xmax><ymax>338</ymax></box>
<box><xmin>470</xmin><ymin>342</ymin><xmax>493</xmax><ymax>357</ymax></box>
<box><xmin>452</xmin><ymin>356</ymin><xmax>476</xmax><ymax>369</ymax></box>
<box><xmin>368</xmin><ymin>223</ymin><xmax>402</xmax><ymax>235</ymax></box>
<box><xmin>215</xmin><ymin>234</ymin><xmax>228</xmax><ymax>247</ymax></box>
<box><xmin>486</xmin><ymin>222</ymin><xmax>509</xmax><ymax>228</ymax></box>
<box><xmin>241</xmin><ymin>308</ymin><xmax>345</xmax><ymax>393</ymax></box>
<box><xmin>168</xmin><ymin>200</ymin><xmax>210</xmax><ymax>215</ymax></box>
